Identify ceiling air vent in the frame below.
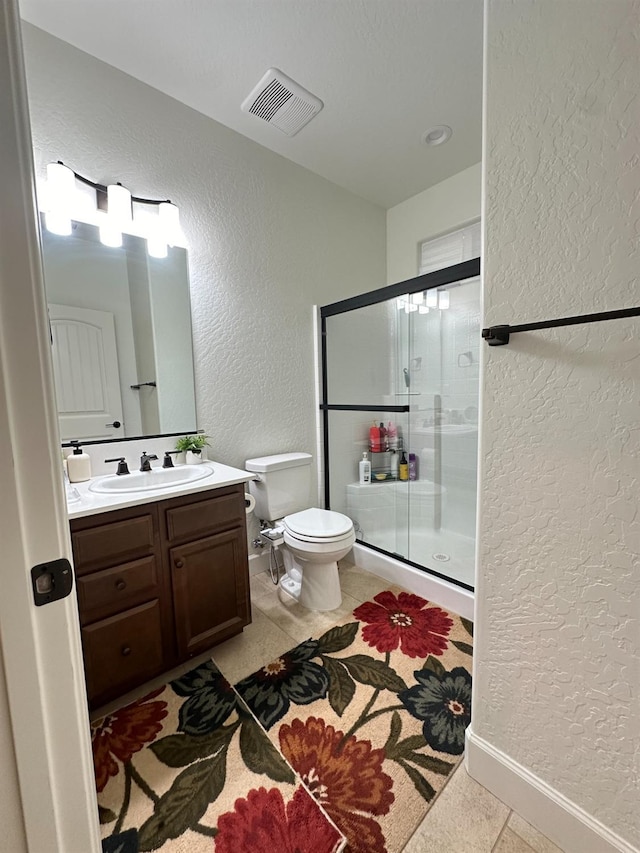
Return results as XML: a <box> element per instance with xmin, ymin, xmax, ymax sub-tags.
<box><xmin>241</xmin><ymin>68</ymin><xmax>323</xmax><ymax>137</ymax></box>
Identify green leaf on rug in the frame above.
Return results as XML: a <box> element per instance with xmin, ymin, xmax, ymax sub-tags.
<box><xmin>400</xmin><ymin>760</ymin><xmax>437</xmax><ymax>802</ymax></box>
<box><xmin>404</xmin><ymin>751</ymin><xmax>455</xmax><ymax>776</ymax></box>
<box><xmin>384</xmin><ymin>711</ymin><xmax>403</xmax><ymax>753</ymax></box>
<box><xmin>451</xmin><ymin>640</ymin><xmax>473</xmax><ymax>656</ymax></box>
<box><xmin>316</xmin><ymin>621</ymin><xmax>359</xmax><ymax>654</ymax></box>
<box><xmin>340</xmin><ymin>654</ymin><xmax>407</xmax><ymax>692</ymax></box>
<box><xmin>136</xmin><ymin>752</ymin><xmax>227</xmax><ymax>850</ymax></box>
<box><xmin>149</xmin><ymin>722</ymin><xmax>237</xmax><ymax>768</ymax></box>
<box><xmin>239</xmin><ymin>715</ymin><xmax>295</xmax><ymax>784</ymax></box>
<box><xmin>422</xmin><ymin>655</ymin><xmax>447</xmax><ymax>677</ymax></box>
<box><xmin>321</xmin><ymin>654</ymin><xmax>356</xmax><ymax>716</ymax></box>
<box><xmin>98</xmin><ymin>804</ymin><xmax>117</xmax><ymax>825</ymax></box>
<box><xmin>461</xmin><ymin>617</ymin><xmax>473</xmax><ymax>637</ymax></box>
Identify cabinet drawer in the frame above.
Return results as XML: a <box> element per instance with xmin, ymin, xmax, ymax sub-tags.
<box><xmin>76</xmin><ymin>557</ymin><xmax>160</xmax><ymax>625</ymax></box>
<box><xmin>82</xmin><ymin>600</ymin><xmax>164</xmax><ymax>707</ymax></box>
<box><xmin>72</xmin><ymin>514</ymin><xmax>155</xmax><ymax>575</ymax></box>
<box><xmin>164</xmin><ymin>490</ymin><xmax>244</xmax><ymax>542</ymax></box>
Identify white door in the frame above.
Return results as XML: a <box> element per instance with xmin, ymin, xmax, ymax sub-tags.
<box><xmin>0</xmin><ymin>4</ymin><xmax>100</xmax><ymax>852</ymax></box>
<box><xmin>49</xmin><ymin>303</ymin><xmax>125</xmax><ymax>440</ymax></box>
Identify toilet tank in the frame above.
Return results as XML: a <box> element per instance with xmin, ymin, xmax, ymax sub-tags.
<box><xmin>245</xmin><ymin>452</ymin><xmax>312</xmax><ymax>521</ymax></box>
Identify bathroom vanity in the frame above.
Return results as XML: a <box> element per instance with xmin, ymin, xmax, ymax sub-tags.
<box><xmin>67</xmin><ymin>464</ymin><xmax>252</xmax><ymax>709</ymax></box>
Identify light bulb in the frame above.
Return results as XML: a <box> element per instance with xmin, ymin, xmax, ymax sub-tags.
<box><xmin>411</xmin><ymin>291</ymin><xmax>424</xmax><ymax>305</ymax></box>
<box><xmin>107</xmin><ymin>183</ymin><xmax>132</xmax><ymax>228</ymax></box>
<box><xmin>425</xmin><ymin>290</ymin><xmax>438</xmax><ymax>308</ymax></box>
<box><xmin>159</xmin><ymin>201</ymin><xmax>181</xmax><ymax>246</ymax></box>
<box><xmin>147</xmin><ymin>234</ymin><xmax>168</xmax><ymax>258</ymax></box>
<box><xmin>45</xmin><ymin>162</ymin><xmax>75</xmax><ymax>235</ymax></box>
<box><xmin>99</xmin><ymin>216</ymin><xmax>122</xmax><ymax>248</ymax></box>
<box><xmin>438</xmin><ymin>290</ymin><xmax>450</xmax><ymax>309</ymax></box>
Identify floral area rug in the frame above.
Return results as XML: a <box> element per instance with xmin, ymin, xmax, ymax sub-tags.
<box><xmin>234</xmin><ymin>590</ymin><xmax>473</xmax><ymax>853</ymax></box>
<box><xmin>93</xmin><ymin>661</ymin><xmax>345</xmax><ymax>852</ymax></box>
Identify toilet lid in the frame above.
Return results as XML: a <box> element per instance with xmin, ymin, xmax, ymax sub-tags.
<box><xmin>284</xmin><ymin>508</ymin><xmax>353</xmax><ymax>538</ymax></box>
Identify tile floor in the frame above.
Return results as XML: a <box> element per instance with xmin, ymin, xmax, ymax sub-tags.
<box><xmin>93</xmin><ymin>558</ymin><xmax>565</xmax><ymax>852</ymax></box>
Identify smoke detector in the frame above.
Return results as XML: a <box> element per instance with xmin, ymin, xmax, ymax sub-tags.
<box><xmin>241</xmin><ymin>68</ymin><xmax>323</xmax><ymax>137</ymax></box>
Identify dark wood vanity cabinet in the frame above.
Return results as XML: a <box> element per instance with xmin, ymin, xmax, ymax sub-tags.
<box><xmin>70</xmin><ymin>484</ymin><xmax>250</xmax><ymax>708</ymax></box>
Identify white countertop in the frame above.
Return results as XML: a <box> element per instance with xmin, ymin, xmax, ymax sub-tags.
<box><xmin>66</xmin><ymin>461</ymin><xmax>254</xmax><ymax>520</ymax></box>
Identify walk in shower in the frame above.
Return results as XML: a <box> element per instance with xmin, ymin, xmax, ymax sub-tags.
<box><xmin>321</xmin><ymin>258</ymin><xmax>480</xmax><ymax>590</ymax></box>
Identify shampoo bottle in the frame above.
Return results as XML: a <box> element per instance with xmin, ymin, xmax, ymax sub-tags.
<box><xmin>387</xmin><ymin>421</ymin><xmax>398</xmax><ymax>450</ymax></box>
<box><xmin>67</xmin><ymin>441</ymin><xmax>92</xmax><ymax>483</ymax></box>
<box><xmin>399</xmin><ymin>450</ymin><xmax>409</xmax><ymax>481</ymax></box>
<box><xmin>369</xmin><ymin>422</ymin><xmax>381</xmax><ymax>453</ymax></box>
<box><xmin>359</xmin><ymin>452</ymin><xmax>371</xmax><ymax>484</ymax></box>
<box><xmin>409</xmin><ymin>452</ymin><xmax>418</xmax><ymax>480</ymax></box>
<box><xmin>379</xmin><ymin>422</ymin><xmax>387</xmax><ymax>451</ymax></box>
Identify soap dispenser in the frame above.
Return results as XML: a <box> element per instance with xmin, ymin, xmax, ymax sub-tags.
<box><xmin>67</xmin><ymin>441</ymin><xmax>92</xmax><ymax>483</ymax></box>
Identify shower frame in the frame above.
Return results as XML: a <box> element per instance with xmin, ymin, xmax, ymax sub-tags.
<box><xmin>320</xmin><ymin>257</ymin><xmax>480</xmax><ymax>592</ymax></box>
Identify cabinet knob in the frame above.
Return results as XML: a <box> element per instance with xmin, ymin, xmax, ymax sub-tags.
<box><xmin>121</xmin><ymin>645</ymin><xmax>131</xmax><ymax>657</ymax></box>
<box><xmin>175</xmin><ymin>559</ymin><xmax>184</xmax><ymax>568</ymax></box>
<box><xmin>115</xmin><ymin>579</ymin><xmax>126</xmax><ymax>591</ymax></box>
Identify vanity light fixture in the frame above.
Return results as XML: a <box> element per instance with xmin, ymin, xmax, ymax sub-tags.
<box><xmin>40</xmin><ymin>162</ymin><xmax>184</xmax><ymax>256</ymax></box>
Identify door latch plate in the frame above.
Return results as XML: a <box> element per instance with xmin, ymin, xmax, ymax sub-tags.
<box><xmin>31</xmin><ymin>558</ymin><xmax>73</xmax><ymax>606</ymax></box>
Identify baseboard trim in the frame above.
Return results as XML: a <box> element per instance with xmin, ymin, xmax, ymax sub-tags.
<box><xmin>465</xmin><ymin>727</ymin><xmax>638</xmax><ymax>853</ymax></box>
<box><xmin>248</xmin><ymin>551</ymin><xmax>270</xmax><ymax>576</ymax></box>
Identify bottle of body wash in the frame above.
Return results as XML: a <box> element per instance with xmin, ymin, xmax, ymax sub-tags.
<box><xmin>387</xmin><ymin>421</ymin><xmax>398</xmax><ymax>450</ymax></box>
<box><xmin>369</xmin><ymin>422</ymin><xmax>381</xmax><ymax>453</ymax></box>
<box><xmin>398</xmin><ymin>450</ymin><xmax>409</xmax><ymax>481</ymax></box>
<box><xmin>379</xmin><ymin>422</ymin><xmax>387</xmax><ymax>451</ymax></box>
<box><xmin>359</xmin><ymin>452</ymin><xmax>371</xmax><ymax>484</ymax></box>
<box><xmin>67</xmin><ymin>441</ymin><xmax>92</xmax><ymax>483</ymax></box>
<box><xmin>409</xmin><ymin>452</ymin><xmax>418</xmax><ymax>480</ymax></box>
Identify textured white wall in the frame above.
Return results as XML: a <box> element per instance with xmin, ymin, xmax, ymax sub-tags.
<box><xmin>474</xmin><ymin>1</ymin><xmax>640</xmax><ymax>848</ymax></box>
<box><xmin>386</xmin><ymin>162</ymin><xmax>481</xmax><ymax>284</ymax></box>
<box><xmin>22</xmin><ymin>24</ymin><xmax>386</xmax><ymax>523</ymax></box>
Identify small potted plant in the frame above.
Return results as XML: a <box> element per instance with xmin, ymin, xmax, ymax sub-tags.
<box><xmin>175</xmin><ymin>434</ymin><xmax>209</xmax><ymax>464</ymax></box>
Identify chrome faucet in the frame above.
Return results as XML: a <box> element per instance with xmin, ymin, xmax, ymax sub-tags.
<box><xmin>140</xmin><ymin>452</ymin><xmax>158</xmax><ymax>472</ymax></box>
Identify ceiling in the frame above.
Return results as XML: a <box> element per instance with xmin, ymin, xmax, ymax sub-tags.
<box><xmin>19</xmin><ymin>0</ymin><xmax>483</xmax><ymax>209</ymax></box>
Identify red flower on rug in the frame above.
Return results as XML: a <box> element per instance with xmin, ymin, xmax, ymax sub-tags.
<box><xmin>215</xmin><ymin>786</ymin><xmax>342</xmax><ymax>853</ymax></box>
<box><xmin>92</xmin><ymin>688</ymin><xmax>168</xmax><ymax>793</ymax></box>
<box><xmin>353</xmin><ymin>591</ymin><xmax>453</xmax><ymax>658</ymax></box>
<box><xmin>279</xmin><ymin>716</ymin><xmax>394</xmax><ymax>853</ymax></box>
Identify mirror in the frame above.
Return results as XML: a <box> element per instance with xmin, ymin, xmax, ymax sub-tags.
<box><xmin>40</xmin><ymin>216</ymin><xmax>197</xmax><ymax>442</ymax></box>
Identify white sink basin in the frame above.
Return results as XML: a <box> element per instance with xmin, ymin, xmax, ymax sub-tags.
<box><xmin>89</xmin><ymin>464</ymin><xmax>214</xmax><ymax>494</ymax></box>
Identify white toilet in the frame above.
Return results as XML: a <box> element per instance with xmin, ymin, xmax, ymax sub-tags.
<box><xmin>245</xmin><ymin>452</ymin><xmax>355</xmax><ymax>611</ymax></box>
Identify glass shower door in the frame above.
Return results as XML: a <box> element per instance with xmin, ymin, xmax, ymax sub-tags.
<box><xmin>324</xmin><ymin>298</ymin><xmax>411</xmax><ymax>558</ymax></box>
<box><xmin>321</xmin><ymin>259</ymin><xmax>480</xmax><ymax>591</ymax></box>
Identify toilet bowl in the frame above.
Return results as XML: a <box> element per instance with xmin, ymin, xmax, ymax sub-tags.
<box><xmin>245</xmin><ymin>452</ymin><xmax>355</xmax><ymax>612</ymax></box>
<box><xmin>280</xmin><ymin>508</ymin><xmax>355</xmax><ymax>611</ymax></box>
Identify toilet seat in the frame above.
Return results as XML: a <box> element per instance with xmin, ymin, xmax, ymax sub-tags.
<box><xmin>283</xmin><ymin>507</ymin><xmax>354</xmax><ymax>544</ymax></box>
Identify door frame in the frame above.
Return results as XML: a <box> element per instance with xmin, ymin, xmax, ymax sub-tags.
<box><xmin>0</xmin><ymin>3</ymin><xmax>100</xmax><ymax>850</ymax></box>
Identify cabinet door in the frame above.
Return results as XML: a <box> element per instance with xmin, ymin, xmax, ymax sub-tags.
<box><xmin>170</xmin><ymin>528</ymin><xmax>250</xmax><ymax>659</ymax></box>
<box><xmin>81</xmin><ymin>599</ymin><xmax>164</xmax><ymax>708</ymax></box>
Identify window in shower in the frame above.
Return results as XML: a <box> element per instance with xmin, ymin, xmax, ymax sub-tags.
<box><xmin>321</xmin><ymin>259</ymin><xmax>480</xmax><ymax>591</ymax></box>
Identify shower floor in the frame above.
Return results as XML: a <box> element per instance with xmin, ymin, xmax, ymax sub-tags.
<box><xmin>359</xmin><ymin>526</ymin><xmax>475</xmax><ymax>589</ymax></box>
